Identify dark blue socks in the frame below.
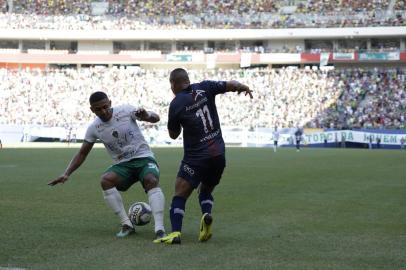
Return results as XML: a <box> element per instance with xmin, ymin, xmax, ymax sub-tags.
<box><xmin>199</xmin><ymin>191</ymin><xmax>213</xmax><ymax>215</ymax></box>
<box><xmin>170</xmin><ymin>196</ymin><xmax>186</xmax><ymax>232</ymax></box>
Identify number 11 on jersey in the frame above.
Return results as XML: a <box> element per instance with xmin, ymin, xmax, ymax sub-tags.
<box><xmin>196</xmin><ymin>105</ymin><xmax>213</xmax><ymax>133</ymax></box>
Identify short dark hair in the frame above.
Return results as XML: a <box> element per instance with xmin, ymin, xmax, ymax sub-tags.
<box><xmin>89</xmin><ymin>91</ymin><xmax>108</xmax><ymax>104</ymax></box>
<box><xmin>170</xmin><ymin>68</ymin><xmax>190</xmax><ymax>84</ymax></box>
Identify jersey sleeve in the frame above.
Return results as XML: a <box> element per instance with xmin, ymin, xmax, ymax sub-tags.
<box><xmin>202</xmin><ymin>80</ymin><xmax>227</xmax><ymax>96</ymax></box>
<box><xmin>123</xmin><ymin>104</ymin><xmax>137</xmax><ymax>111</ymax></box>
<box><xmin>84</xmin><ymin>124</ymin><xmax>98</xmax><ymax>143</ymax></box>
<box><xmin>121</xmin><ymin>104</ymin><xmax>139</xmax><ymax>121</ymax></box>
<box><xmin>120</xmin><ymin>104</ymin><xmax>138</xmax><ymax>121</ymax></box>
<box><xmin>167</xmin><ymin>101</ymin><xmax>181</xmax><ymax>133</ymax></box>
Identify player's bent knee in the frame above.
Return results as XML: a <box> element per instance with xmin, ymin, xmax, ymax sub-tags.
<box><xmin>100</xmin><ymin>179</ymin><xmax>114</xmax><ymax>190</ymax></box>
<box><xmin>143</xmin><ymin>174</ymin><xmax>159</xmax><ymax>191</ymax></box>
<box><xmin>200</xmin><ymin>183</ymin><xmax>216</xmax><ymax>194</ymax></box>
<box><xmin>174</xmin><ymin>177</ymin><xmax>193</xmax><ymax>198</ymax></box>
<box><xmin>116</xmin><ymin>185</ymin><xmax>130</xmax><ymax>192</ymax></box>
<box><xmin>100</xmin><ymin>173</ymin><xmax>119</xmax><ymax>190</ymax></box>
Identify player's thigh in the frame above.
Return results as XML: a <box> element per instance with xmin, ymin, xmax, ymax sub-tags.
<box><xmin>177</xmin><ymin>161</ymin><xmax>204</xmax><ymax>189</ymax></box>
<box><xmin>177</xmin><ymin>156</ymin><xmax>225</xmax><ymax>189</ymax></box>
<box><xmin>174</xmin><ymin>176</ymin><xmax>194</xmax><ymax>198</ymax></box>
<box><xmin>104</xmin><ymin>162</ymin><xmax>140</xmax><ymax>191</ymax></box>
<box><xmin>203</xmin><ymin>155</ymin><xmax>226</xmax><ymax>187</ymax></box>
<box><xmin>100</xmin><ymin>171</ymin><xmax>122</xmax><ymax>190</ymax></box>
<box><xmin>139</xmin><ymin>158</ymin><xmax>160</xmax><ymax>190</ymax></box>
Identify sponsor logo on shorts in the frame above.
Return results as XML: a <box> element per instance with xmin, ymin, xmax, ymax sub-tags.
<box><xmin>183</xmin><ymin>164</ymin><xmax>195</xmax><ymax>175</ymax></box>
<box><xmin>148</xmin><ymin>163</ymin><xmax>159</xmax><ymax>172</ymax></box>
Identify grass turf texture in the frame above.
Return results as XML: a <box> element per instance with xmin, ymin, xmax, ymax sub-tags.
<box><xmin>0</xmin><ymin>147</ymin><xmax>405</xmax><ymax>270</ymax></box>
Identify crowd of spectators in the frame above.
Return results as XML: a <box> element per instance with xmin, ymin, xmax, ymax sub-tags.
<box><xmin>313</xmin><ymin>68</ymin><xmax>406</xmax><ymax>129</ymax></box>
<box><xmin>302</xmin><ymin>0</ymin><xmax>391</xmax><ymax>13</ymax></box>
<box><xmin>0</xmin><ymin>0</ymin><xmax>404</xmax><ymax>30</ymax></box>
<box><xmin>0</xmin><ymin>66</ymin><xmax>404</xmax><ymax>130</ymax></box>
<box><xmin>2</xmin><ymin>0</ymin><xmax>396</xmax><ymax>15</ymax></box>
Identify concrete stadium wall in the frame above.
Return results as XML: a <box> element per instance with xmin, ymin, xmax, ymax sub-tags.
<box><xmin>0</xmin><ymin>124</ymin><xmax>23</xmax><ymax>143</ymax></box>
<box><xmin>77</xmin><ymin>40</ymin><xmax>113</xmax><ymax>54</ymax></box>
<box><xmin>0</xmin><ymin>27</ymin><xmax>404</xmax><ymax>41</ymax></box>
<box><xmin>268</xmin><ymin>40</ymin><xmax>305</xmax><ymax>52</ymax></box>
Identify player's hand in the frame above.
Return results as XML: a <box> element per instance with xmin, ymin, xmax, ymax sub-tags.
<box><xmin>237</xmin><ymin>84</ymin><xmax>253</xmax><ymax>99</ymax></box>
<box><xmin>133</xmin><ymin>108</ymin><xmax>150</xmax><ymax>121</ymax></box>
<box><xmin>48</xmin><ymin>174</ymin><xmax>69</xmax><ymax>186</ymax></box>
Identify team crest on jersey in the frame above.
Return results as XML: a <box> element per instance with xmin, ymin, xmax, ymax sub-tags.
<box><xmin>191</xmin><ymin>89</ymin><xmax>205</xmax><ymax>101</ymax></box>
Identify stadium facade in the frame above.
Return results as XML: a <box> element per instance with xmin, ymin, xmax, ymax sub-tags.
<box><xmin>0</xmin><ymin>27</ymin><xmax>405</xmax><ymax>68</ymax></box>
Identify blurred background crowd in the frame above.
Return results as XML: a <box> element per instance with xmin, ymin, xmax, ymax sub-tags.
<box><xmin>0</xmin><ymin>0</ymin><xmax>404</xmax><ymax>30</ymax></box>
<box><xmin>1</xmin><ymin>67</ymin><xmax>404</xmax><ymax>130</ymax></box>
<box><xmin>0</xmin><ymin>1</ymin><xmax>405</xmax><ymax>133</ymax></box>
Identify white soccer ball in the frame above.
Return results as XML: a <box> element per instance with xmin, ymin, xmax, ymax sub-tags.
<box><xmin>128</xmin><ymin>202</ymin><xmax>152</xmax><ymax>226</ymax></box>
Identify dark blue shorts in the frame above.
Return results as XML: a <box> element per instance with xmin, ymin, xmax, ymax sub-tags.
<box><xmin>177</xmin><ymin>155</ymin><xmax>226</xmax><ymax>189</ymax></box>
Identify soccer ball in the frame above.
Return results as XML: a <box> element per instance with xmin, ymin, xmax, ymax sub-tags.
<box><xmin>128</xmin><ymin>202</ymin><xmax>152</xmax><ymax>226</ymax></box>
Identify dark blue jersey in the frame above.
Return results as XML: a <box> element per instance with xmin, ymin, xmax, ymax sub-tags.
<box><xmin>295</xmin><ymin>129</ymin><xmax>302</xmax><ymax>141</ymax></box>
<box><xmin>168</xmin><ymin>80</ymin><xmax>227</xmax><ymax>163</ymax></box>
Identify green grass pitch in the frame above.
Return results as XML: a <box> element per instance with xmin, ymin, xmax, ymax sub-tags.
<box><xmin>0</xmin><ymin>147</ymin><xmax>405</xmax><ymax>270</ymax></box>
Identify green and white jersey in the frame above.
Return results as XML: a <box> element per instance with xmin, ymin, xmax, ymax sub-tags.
<box><xmin>84</xmin><ymin>104</ymin><xmax>154</xmax><ymax>164</ymax></box>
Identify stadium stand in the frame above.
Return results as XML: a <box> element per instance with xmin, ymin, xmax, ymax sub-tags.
<box><xmin>0</xmin><ymin>0</ymin><xmax>404</xmax><ymax>30</ymax></box>
<box><xmin>0</xmin><ymin>0</ymin><xmax>405</xmax><ymax>146</ymax></box>
<box><xmin>0</xmin><ymin>67</ymin><xmax>404</xmax><ymax>130</ymax></box>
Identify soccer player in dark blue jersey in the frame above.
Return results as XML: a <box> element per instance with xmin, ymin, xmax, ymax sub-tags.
<box><xmin>294</xmin><ymin>127</ymin><xmax>303</xmax><ymax>152</ymax></box>
<box><xmin>154</xmin><ymin>68</ymin><xmax>253</xmax><ymax>244</ymax></box>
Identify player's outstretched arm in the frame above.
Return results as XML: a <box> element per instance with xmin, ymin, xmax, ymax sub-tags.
<box><xmin>48</xmin><ymin>141</ymin><xmax>94</xmax><ymax>186</ymax></box>
<box><xmin>133</xmin><ymin>108</ymin><xmax>160</xmax><ymax>123</ymax></box>
<box><xmin>226</xmin><ymin>80</ymin><xmax>253</xmax><ymax>99</ymax></box>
